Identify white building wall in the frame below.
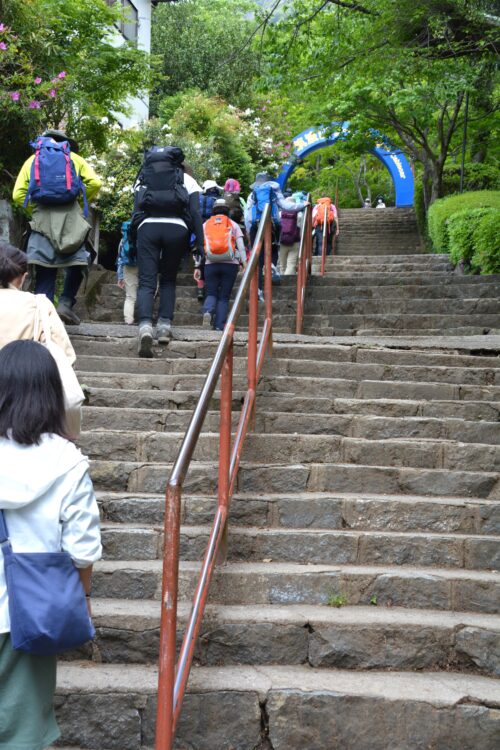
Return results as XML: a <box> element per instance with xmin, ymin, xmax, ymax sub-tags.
<box><xmin>116</xmin><ymin>0</ymin><xmax>153</xmax><ymax>128</ymax></box>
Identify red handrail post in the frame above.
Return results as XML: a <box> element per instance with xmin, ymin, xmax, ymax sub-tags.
<box><xmin>155</xmin><ymin>482</ymin><xmax>182</xmax><ymax>750</ymax></box>
<box><xmin>217</xmin><ymin>335</ymin><xmax>233</xmax><ymax>565</ymax></box>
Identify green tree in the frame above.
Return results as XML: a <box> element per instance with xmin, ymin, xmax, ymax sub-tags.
<box><xmin>260</xmin><ymin>0</ymin><xmax>499</xmax><ymax>208</ymax></box>
<box><xmin>151</xmin><ymin>0</ymin><xmax>258</xmax><ymax>106</ymax></box>
<box><xmin>0</xmin><ymin>0</ymin><xmax>150</xmax><ymax>195</ymax></box>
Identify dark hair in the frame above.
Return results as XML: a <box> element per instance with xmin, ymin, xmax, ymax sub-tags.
<box><xmin>212</xmin><ymin>204</ymin><xmax>229</xmax><ymax>216</ymax></box>
<box><xmin>0</xmin><ymin>340</ymin><xmax>68</xmax><ymax>445</ymax></box>
<box><xmin>0</xmin><ymin>241</ymin><xmax>28</xmax><ymax>288</ymax></box>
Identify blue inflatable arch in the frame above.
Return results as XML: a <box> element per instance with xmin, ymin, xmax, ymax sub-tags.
<box><xmin>277</xmin><ymin>122</ymin><xmax>414</xmax><ymax>207</ymax></box>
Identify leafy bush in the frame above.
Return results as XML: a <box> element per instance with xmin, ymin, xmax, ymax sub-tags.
<box><xmin>471</xmin><ymin>211</ymin><xmax>500</xmax><ymax>275</ymax></box>
<box><xmin>427</xmin><ymin>191</ymin><xmax>500</xmax><ymax>253</ymax></box>
<box><xmin>442</xmin><ymin>163</ymin><xmax>500</xmax><ymax>195</ymax></box>
<box><xmin>447</xmin><ymin>208</ymin><xmax>492</xmax><ymax>265</ymax></box>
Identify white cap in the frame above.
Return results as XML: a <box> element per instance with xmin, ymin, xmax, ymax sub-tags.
<box><xmin>202</xmin><ymin>179</ymin><xmax>221</xmax><ymax>191</ymax></box>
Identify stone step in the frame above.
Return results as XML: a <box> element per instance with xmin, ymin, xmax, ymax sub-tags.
<box><xmin>84</xmin><ymin>295</ymin><xmax>500</xmax><ymax>319</ymax></box>
<box><xmin>78</xmin><ymin>372</ymin><xmax>500</xmax><ymax>403</ymax></box>
<box><xmin>98</xmin><ymin>490</ymin><xmax>500</xmax><ymax>535</ymax></box>
<box><xmin>71</xmin><ymin>331</ymin><xmax>500</xmax><ymax>359</ymax></box>
<box><xmin>320</xmin><ymin>326</ymin><xmax>497</xmax><ymax>338</ymax></box>
<box><xmin>92</xmin><ymin>560</ymin><xmax>500</xmax><ymax>612</ymax></box>
<box><xmin>97</xmin><ymin>279</ymin><xmax>500</xmax><ymax>301</ymax></box>
<box><xmin>54</xmin><ymin>662</ymin><xmax>500</xmax><ymax>750</ymax></box>
<box><xmin>90</xmin><ymin>459</ymin><xmax>499</xmax><ymax>498</ymax></box>
<box><xmin>299</xmin><ymin>313</ymin><xmax>500</xmax><ymax>330</ymax></box>
<box><xmin>310</xmin><ymin>262</ymin><xmax>452</xmax><ymax>273</ymax></box>
<box><xmin>76</xmin><ymin>354</ymin><xmax>500</xmax><ymax>385</ymax></box>
<box><xmin>83</xmin><ymin>389</ymin><xmax>499</xmax><ymax>422</ymax></box>
<box><xmin>99</xmin><ymin>522</ymin><xmax>500</xmax><ymax>570</ymax></box>
<box><xmin>303</xmin><ymin>299</ymin><xmax>500</xmax><ymax>315</ymax></box>
<box><xmin>80</xmin><ymin>430</ymin><xmax>500</xmax><ymax>473</ymax></box>
<box><xmin>66</xmin><ymin>599</ymin><xmax>500</xmax><ymax>675</ymax></box>
<box><xmin>314</xmin><ymin>253</ymin><xmax>448</xmax><ymax>263</ymax></box>
<box><xmin>82</xmin><ymin>406</ymin><xmax>500</xmax><ymax>445</ymax></box>
<box><xmin>307</xmin><ymin>273</ymin><xmax>500</xmax><ymax>286</ymax></box>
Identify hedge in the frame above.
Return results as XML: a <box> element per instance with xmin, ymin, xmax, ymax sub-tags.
<box><xmin>447</xmin><ymin>208</ymin><xmax>494</xmax><ymax>266</ymax></box>
<box><xmin>427</xmin><ymin>190</ymin><xmax>500</xmax><ymax>254</ymax></box>
<box><xmin>471</xmin><ymin>210</ymin><xmax>500</xmax><ymax>275</ymax></box>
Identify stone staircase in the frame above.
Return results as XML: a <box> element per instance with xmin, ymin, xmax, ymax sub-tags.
<box><xmin>306</xmin><ymin>254</ymin><xmax>500</xmax><ymax>336</ymax></box>
<box><xmin>52</xmin><ymin>320</ymin><xmax>500</xmax><ymax>749</ymax></box>
<box><xmin>77</xmin><ymin>256</ymin><xmax>500</xmax><ymax>341</ymax></box>
<box><xmin>54</xmin><ymin>210</ymin><xmax>500</xmax><ymax>748</ymax></box>
<box><xmin>335</xmin><ymin>207</ymin><xmax>422</xmax><ymax>256</ymax></box>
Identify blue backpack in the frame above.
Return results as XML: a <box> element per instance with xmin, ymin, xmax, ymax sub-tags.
<box><xmin>119</xmin><ymin>220</ymin><xmax>137</xmax><ymax>266</ymax></box>
<box><xmin>24</xmin><ymin>137</ymin><xmax>88</xmax><ymax>216</ymax></box>
<box><xmin>251</xmin><ymin>183</ymin><xmax>279</xmax><ymax>225</ymax></box>
<box><xmin>199</xmin><ymin>191</ymin><xmax>219</xmax><ymax>220</ymax></box>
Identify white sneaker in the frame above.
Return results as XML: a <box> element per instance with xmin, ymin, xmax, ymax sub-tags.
<box><xmin>138</xmin><ymin>323</ymin><xmax>154</xmax><ymax>358</ymax></box>
<box><xmin>202</xmin><ymin>312</ymin><xmax>212</xmax><ymax>329</ymax></box>
<box><xmin>258</xmin><ymin>289</ymin><xmax>265</xmax><ymax>303</ymax></box>
<box><xmin>157</xmin><ymin>319</ymin><xmax>172</xmax><ymax>344</ymax></box>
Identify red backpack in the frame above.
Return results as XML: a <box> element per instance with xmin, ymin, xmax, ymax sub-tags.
<box><xmin>314</xmin><ymin>197</ymin><xmax>335</xmax><ymax>228</ymax></box>
<box><xmin>204</xmin><ymin>215</ymin><xmax>236</xmax><ymax>262</ymax></box>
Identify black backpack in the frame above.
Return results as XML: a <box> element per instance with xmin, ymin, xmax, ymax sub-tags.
<box><xmin>135</xmin><ymin>146</ymin><xmax>190</xmax><ymax>221</ymax></box>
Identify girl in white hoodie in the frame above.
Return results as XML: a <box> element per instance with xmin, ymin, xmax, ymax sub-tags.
<box><xmin>0</xmin><ymin>340</ymin><xmax>101</xmax><ymax>750</ymax></box>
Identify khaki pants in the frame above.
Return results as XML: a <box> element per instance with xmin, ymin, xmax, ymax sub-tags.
<box><xmin>279</xmin><ymin>242</ymin><xmax>299</xmax><ymax>275</ymax></box>
<box><xmin>123</xmin><ymin>265</ymin><xmax>139</xmax><ymax>324</ymax></box>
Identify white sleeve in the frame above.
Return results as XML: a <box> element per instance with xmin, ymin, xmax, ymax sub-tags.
<box><xmin>60</xmin><ymin>464</ymin><xmax>102</xmax><ymax>568</ymax></box>
<box><xmin>184</xmin><ymin>173</ymin><xmax>202</xmax><ymax>195</ymax></box>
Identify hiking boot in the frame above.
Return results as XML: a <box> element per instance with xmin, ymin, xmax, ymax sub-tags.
<box><xmin>138</xmin><ymin>323</ymin><xmax>154</xmax><ymax>358</ymax></box>
<box><xmin>197</xmin><ymin>288</ymin><xmax>205</xmax><ymax>302</ymax></box>
<box><xmin>202</xmin><ymin>312</ymin><xmax>212</xmax><ymax>329</ymax></box>
<box><xmin>157</xmin><ymin>319</ymin><xmax>172</xmax><ymax>344</ymax></box>
<box><xmin>56</xmin><ymin>301</ymin><xmax>80</xmax><ymax>326</ymax></box>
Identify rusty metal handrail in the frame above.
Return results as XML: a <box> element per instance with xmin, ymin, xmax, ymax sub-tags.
<box><xmin>155</xmin><ymin>204</ymin><xmax>273</xmax><ymax>750</ymax></box>
<box><xmin>295</xmin><ymin>197</ymin><xmax>313</xmax><ymax>334</ymax></box>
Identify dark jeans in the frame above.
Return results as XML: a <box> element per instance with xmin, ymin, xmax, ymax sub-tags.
<box><xmin>203</xmin><ymin>263</ymin><xmax>239</xmax><ymax>330</ymax></box>
<box><xmin>314</xmin><ymin>222</ymin><xmax>336</xmax><ymax>256</ymax></box>
<box><xmin>136</xmin><ymin>221</ymin><xmax>189</xmax><ymax>324</ymax></box>
<box><xmin>250</xmin><ymin>223</ymin><xmax>280</xmax><ymax>289</ymax></box>
<box><xmin>34</xmin><ymin>266</ymin><xmax>83</xmax><ymax>306</ymax></box>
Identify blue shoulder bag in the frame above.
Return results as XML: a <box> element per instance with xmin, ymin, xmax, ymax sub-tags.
<box><xmin>0</xmin><ymin>509</ymin><xmax>95</xmax><ymax>656</ymax></box>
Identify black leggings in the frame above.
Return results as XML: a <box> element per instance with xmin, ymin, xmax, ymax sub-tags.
<box><xmin>136</xmin><ymin>221</ymin><xmax>189</xmax><ymax>323</ymax></box>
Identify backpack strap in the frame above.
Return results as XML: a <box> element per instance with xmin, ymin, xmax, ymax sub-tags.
<box><xmin>0</xmin><ymin>509</ymin><xmax>9</xmax><ymax>545</ymax></box>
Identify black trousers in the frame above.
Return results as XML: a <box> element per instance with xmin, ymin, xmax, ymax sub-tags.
<box><xmin>136</xmin><ymin>221</ymin><xmax>189</xmax><ymax>323</ymax></box>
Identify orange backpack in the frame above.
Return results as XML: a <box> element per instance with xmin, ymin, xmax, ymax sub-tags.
<box><xmin>204</xmin><ymin>214</ymin><xmax>236</xmax><ymax>262</ymax></box>
<box><xmin>314</xmin><ymin>197</ymin><xmax>335</xmax><ymax>228</ymax></box>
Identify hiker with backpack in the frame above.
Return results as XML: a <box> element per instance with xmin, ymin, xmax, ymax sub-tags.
<box><xmin>116</xmin><ymin>220</ymin><xmax>138</xmax><ymax>325</ymax></box>
<box><xmin>312</xmin><ymin>196</ymin><xmax>339</xmax><ymax>257</ymax></box>
<box><xmin>244</xmin><ymin>173</ymin><xmax>307</xmax><ymax>297</ymax></box>
<box><xmin>12</xmin><ymin>130</ymin><xmax>102</xmax><ymax>326</ymax></box>
<box><xmin>199</xmin><ymin>180</ymin><xmax>223</xmax><ymax>221</ymax></box>
<box><xmin>279</xmin><ymin>195</ymin><xmax>304</xmax><ymax>275</ymax></box>
<box><xmin>223</xmin><ymin>178</ymin><xmax>246</xmax><ymax>226</ymax></box>
<box><xmin>133</xmin><ymin>146</ymin><xmax>204</xmax><ymax>358</ymax></box>
<box><xmin>198</xmin><ymin>199</ymin><xmax>246</xmax><ymax>331</ymax></box>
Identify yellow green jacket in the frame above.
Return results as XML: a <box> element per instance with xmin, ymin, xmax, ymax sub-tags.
<box><xmin>12</xmin><ymin>152</ymin><xmax>102</xmax><ymax>208</ymax></box>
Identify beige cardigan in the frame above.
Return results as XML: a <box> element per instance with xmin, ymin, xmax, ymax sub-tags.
<box><xmin>0</xmin><ymin>287</ymin><xmax>76</xmax><ymax>365</ymax></box>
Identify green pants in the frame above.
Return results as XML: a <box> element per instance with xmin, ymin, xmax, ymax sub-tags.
<box><xmin>0</xmin><ymin>633</ymin><xmax>59</xmax><ymax>750</ymax></box>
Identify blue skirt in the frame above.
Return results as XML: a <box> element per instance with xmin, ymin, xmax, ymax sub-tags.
<box><xmin>0</xmin><ymin>633</ymin><xmax>59</xmax><ymax>750</ymax></box>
